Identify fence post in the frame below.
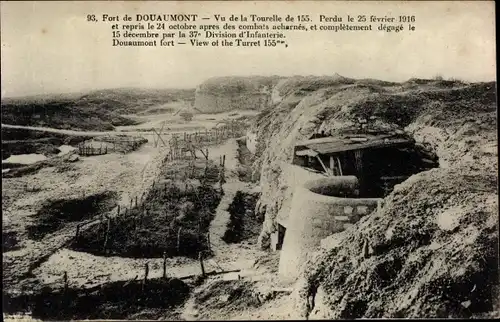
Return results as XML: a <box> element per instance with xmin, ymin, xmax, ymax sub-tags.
<box><xmin>199</xmin><ymin>252</ymin><xmax>206</xmax><ymax>277</ymax></box>
<box><xmin>207</xmin><ymin>232</ymin><xmax>211</xmax><ymax>251</ymax></box>
<box><xmin>75</xmin><ymin>224</ymin><xmax>80</xmax><ymax>240</ymax></box>
<box><xmin>142</xmin><ymin>263</ymin><xmax>149</xmax><ymax>291</ymax></box>
<box><xmin>63</xmin><ymin>271</ymin><xmax>68</xmax><ymax>294</ymax></box>
<box><xmin>177</xmin><ymin>227</ymin><xmax>182</xmax><ymax>254</ymax></box>
<box><xmin>117</xmin><ymin>205</ymin><xmax>120</xmax><ymax>216</ymax></box>
<box><xmin>163</xmin><ymin>251</ymin><xmax>167</xmax><ymax>278</ymax></box>
<box><xmin>103</xmin><ymin>217</ymin><xmax>111</xmax><ymax>253</ymax></box>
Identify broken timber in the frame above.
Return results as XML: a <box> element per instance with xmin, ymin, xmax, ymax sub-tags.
<box><xmin>178</xmin><ymin>269</ymin><xmax>241</xmax><ymax>281</ymax></box>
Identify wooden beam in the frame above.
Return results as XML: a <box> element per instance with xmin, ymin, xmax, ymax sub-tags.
<box><xmin>178</xmin><ymin>269</ymin><xmax>241</xmax><ymax>281</ymax></box>
<box><xmin>152</xmin><ymin>128</ymin><xmax>167</xmax><ymax>147</ymax></box>
<box><xmin>315</xmin><ymin>155</ymin><xmax>330</xmax><ymax>176</ymax></box>
<box><xmin>336</xmin><ymin>157</ymin><xmax>343</xmax><ymax>176</ymax></box>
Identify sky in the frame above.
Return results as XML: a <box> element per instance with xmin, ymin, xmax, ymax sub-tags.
<box><xmin>1</xmin><ymin>1</ymin><xmax>496</xmax><ymax>98</ymax></box>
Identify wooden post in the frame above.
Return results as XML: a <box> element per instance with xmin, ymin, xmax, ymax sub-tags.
<box><xmin>177</xmin><ymin>227</ymin><xmax>182</xmax><ymax>254</ymax></box>
<box><xmin>63</xmin><ymin>271</ymin><xmax>68</xmax><ymax>294</ymax></box>
<box><xmin>207</xmin><ymin>232</ymin><xmax>211</xmax><ymax>251</ymax></box>
<box><xmin>199</xmin><ymin>252</ymin><xmax>206</xmax><ymax>277</ymax></box>
<box><xmin>117</xmin><ymin>205</ymin><xmax>120</xmax><ymax>216</ymax></box>
<box><xmin>163</xmin><ymin>251</ymin><xmax>167</xmax><ymax>278</ymax></box>
<box><xmin>135</xmin><ymin>196</ymin><xmax>138</xmax><ymax>208</ymax></box>
<box><xmin>222</xmin><ymin>155</ymin><xmax>226</xmax><ymax>168</ymax></box>
<box><xmin>143</xmin><ymin>263</ymin><xmax>149</xmax><ymax>291</ymax></box>
<box><xmin>75</xmin><ymin>224</ymin><xmax>80</xmax><ymax>239</ymax></box>
<box><xmin>103</xmin><ymin>217</ymin><xmax>111</xmax><ymax>253</ymax></box>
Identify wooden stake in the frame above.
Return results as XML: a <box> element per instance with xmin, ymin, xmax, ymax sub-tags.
<box><xmin>103</xmin><ymin>217</ymin><xmax>111</xmax><ymax>253</ymax></box>
<box><xmin>75</xmin><ymin>224</ymin><xmax>80</xmax><ymax>239</ymax></box>
<box><xmin>177</xmin><ymin>227</ymin><xmax>182</xmax><ymax>254</ymax></box>
<box><xmin>207</xmin><ymin>232</ymin><xmax>211</xmax><ymax>251</ymax></box>
<box><xmin>117</xmin><ymin>205</ymin><xmax>120</xmax><ymax>216</ymax></box>
<box><xmin>163</xmin><ymin>251</ymin><xmax>167</xmax><ymax>278</ymax></box>
<box><xmin>63</xmin><ymin>271</ymin><xmax>68</xmax><ymax>294</ymax></box>
<box><xmin>199</xmin><ymin>252</ymin><xmax>206</xmax><ymax>277</ymax></box>
<box><xmin>143</xmin><ymin>263</ymin><xmax>149</xmax><ymax>291</ymax></box>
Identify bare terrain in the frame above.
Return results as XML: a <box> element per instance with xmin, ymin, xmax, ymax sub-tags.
<box><xmin>2</xmin><ymin>76</ymin><xmax>498</xmax><ymax>320</ymax></box>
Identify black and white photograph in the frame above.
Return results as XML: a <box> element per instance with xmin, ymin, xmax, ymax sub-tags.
<box><xmin>1</xmin><ymin>0</ymin><xmax>498</xmax><ymax>320</ymax></box>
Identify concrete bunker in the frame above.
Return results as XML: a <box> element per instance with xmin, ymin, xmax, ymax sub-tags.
<box><xmin>292</xmin><ymin>132</ymin><xmax>438</xmax><ymax>198</ymax></box>
<box><xmin>278</xmin><ymin>176</ymin><xmax>381</xmax><ymax>282</ymax></box>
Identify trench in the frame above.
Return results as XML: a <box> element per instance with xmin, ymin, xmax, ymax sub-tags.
<box><xmin>222</xmin><ymin>191</ymin><xmax>261</xmax><ymax>244</ymax></box>
<box><xmin>26</xmin><ymin>191</ymin><xmax>119</xmax><ymax>241</ymax></box>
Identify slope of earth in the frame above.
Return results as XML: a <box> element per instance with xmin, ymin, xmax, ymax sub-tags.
<box><xmin>1</xmin><ymin>88</ymin><xmax>195</xmax><ymax>131</ymax></box>
<box><xmin>295</xmin><ymin>168</ymin><xmax>498</xmax><ymax>318</ymax></box>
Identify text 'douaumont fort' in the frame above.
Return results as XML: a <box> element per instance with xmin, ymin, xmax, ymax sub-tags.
<box><xmin>86</xmin><ymin>13</ymin><xmax>418</xmax><ymax>48</ymax></box>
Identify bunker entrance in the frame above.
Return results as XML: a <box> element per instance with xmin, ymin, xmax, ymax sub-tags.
<box><xmin>293</xmin><ymin>134</ymin><xmax>439</xmax><ymax>198</ymax></box>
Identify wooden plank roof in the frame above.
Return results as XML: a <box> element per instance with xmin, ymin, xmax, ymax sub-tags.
<box><xmin>295</xmin><ymin>134</ymin><xmax>414</xmax><ymax>155</ymax></box>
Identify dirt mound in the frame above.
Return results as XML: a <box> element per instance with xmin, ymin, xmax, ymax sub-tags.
<box><xmin>193</xmin><ymin>279</ymin><xmax>262</xmax><ymax>319</ymax></box>
<box><xmin>26</xmin><ymin>191</ymin><xmax>118</xmax><ymax>240</ymax></box>
<box><xmin>3</xmin><ymin>277</ymin><xmax>190</xmax><ymax>320</ymax></box>
<box><xmin>271</xmin><ymin>74</ymin><xmax>356</xmax><ymax>101</ymax></box>
<box><xmin>1</xmin><ymin>88</ymin><xmax>195</xmax><ymax>131</ymax></box>
<box><xmin>296</xmin><ymin>167</ymin><xmax>498</xmax><ymax>318</ymax></box>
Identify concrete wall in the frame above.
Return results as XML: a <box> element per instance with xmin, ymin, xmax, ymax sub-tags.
<box><xmin>194</xmin><ymin>92</ymin><xmax>270</xmax><ymax>114</ymax></box>
<box><xmin>246</xmin><ymin>130</ymin><xmax>258</xmax><ymax>154</ymax></box>
<box><xmin>278</xmin><ymin>176</ymin><xmax>381</xmax><ymax>283</ymax></box>
<box><xmin>269</xmin><ymin>164</ymin><xmax>327</xmax><ymax>251</ymax></box>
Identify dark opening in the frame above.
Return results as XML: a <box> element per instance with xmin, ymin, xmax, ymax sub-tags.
<box><xmin>222</xmin><ymin>191</ymin><xmax>260</xmax><ymax>244</ymax></box>
<box><xmin>293</xmin><ymin>142</ymin><xmax>439</xmax><ymax>198</ymax></box>
<box><xmin>277</xmin><ymin>224</ymin><xmax>286</xmax><ymax>250</ymax></box>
